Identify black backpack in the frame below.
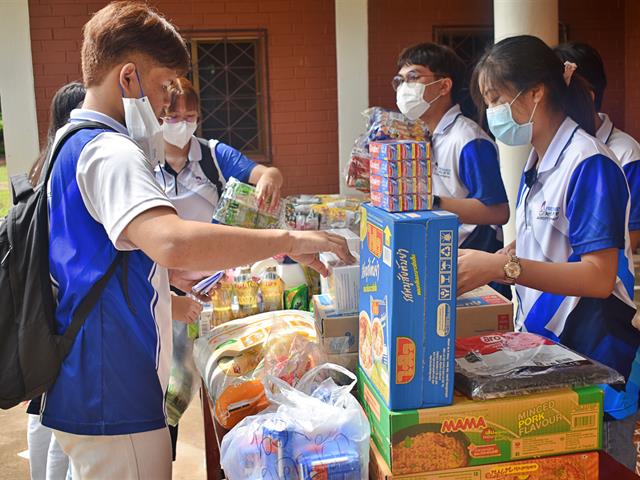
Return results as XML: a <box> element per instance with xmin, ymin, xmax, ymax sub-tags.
<box><xmin>197</xmin><ymin>138</ymin><xmax>224</xmax><ymax>198</ymax></box>
<box><xmin>0</xmin><ymin>121</ymin><xmax>123</xmax><ymax>409</ymax></box>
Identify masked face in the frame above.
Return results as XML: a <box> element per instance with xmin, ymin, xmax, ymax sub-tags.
<box><xmin>121</xmin><ymin>68</ymin><xmax>165</xmax><ymax>167</ymax></box>
<box><xmin>486</xmin><ymin>90</ymin><xmax>539</xmax><ymax>147</ymax></box>
<box><xmin>396</xmin><ymin>78</ymin><xmax>443</xmax><ymax>121</ymax></box>
<box><xmin>162</xmin><ymin>120</ymin><xmax>198</xmax><ymax>148</ymax></box>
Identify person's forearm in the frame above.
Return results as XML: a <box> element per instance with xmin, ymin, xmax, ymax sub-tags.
<box><xmin>483</xmin><ymin>254</ymin><xmax>616</xmax><ymax>298</ymax></box>
<box><xmin>630</xmin><ymin>230</ymin><xmax>640</xmax><ymax>252</ymax></box>
<box><xmin>438</xmin><ymin>197</ymin><xmax>509</xmax><ymax>225</ymax></box>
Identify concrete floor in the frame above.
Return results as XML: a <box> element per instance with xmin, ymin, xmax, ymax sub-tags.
<box><xmin>0</xmin><ymin>398</ymin><xmax>207</xmax><ymax>480</ymax></box>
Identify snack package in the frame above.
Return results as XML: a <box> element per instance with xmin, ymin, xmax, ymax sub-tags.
<box><xmin>284</xmin><ymin>195</ymin><xmax>365</xmax><ymax>231</ymax></box>
<box><xmin>193</xmin><ymin>311</ymin><xmax>322</xmax><ymax>431</ymax></box>
<box><xmin>370</xmin><ymin>191</ymin><xmax>432</xmax><ymax>213</ymax></box>
<box><xmin>347</xmin><ymin>143</ymin><xmax>371</xmax><ymax>192</ymax></box>
<box><xmin>166</xmin><ymin>321</ymin><xmax>200</xmax><ymax>426</ymax></box>
<box><xmin>213</xmin><ymin>177</ymin><xmax>285</xmax><ymax>229</ymax></box>
<box><xmin>369</xmin><ymin>175</ymin><xmax>429</xmax><ymax>195</ymax></box>
<box><xmin>364</xmin><ymin>107</ymin><xmax>427</xmax><ymax>142</ymax></box>
<box><xmin>220</xmin><ymin>364</ymin><xmax>370</xmax><ymax>480</ymax></box>
<box><xmin>455</xmin><ymin>332</ymin><xmax>625</xmax><ymax>400</ymax></box>
<box><xmin>369</xmin><ymin>158</ymin><xmax>428</xmax><ymax>178</ymax></box>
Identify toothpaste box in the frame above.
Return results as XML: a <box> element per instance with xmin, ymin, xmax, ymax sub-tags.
<box><xmin>369</xmin><ymin>140</ymin><xmax>430</xmax><ymax>161</ymax></box>
<box><xmin>359</xmin><ymin>204</ymin><xmax>458</xmax><ymax>410</ymax></box>
<box><xmin>370</xmin><ymin>175</ymin><xmax>430</xmax><ymax>195</ymax></box>
<box><xmin>370</xmin><ymin>158</ymin><xmax>428</xmax><ymax>178</ymax></box>
<box><xmin>370</xmin><ymin>191</ymin><xmax>432</xmax><ymax>213</ymax></box>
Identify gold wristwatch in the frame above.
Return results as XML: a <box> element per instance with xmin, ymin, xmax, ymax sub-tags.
<box><xmin>503</xmin><ymin>254</ymin><xmax>521</xmax><ymax>285</ymax></box>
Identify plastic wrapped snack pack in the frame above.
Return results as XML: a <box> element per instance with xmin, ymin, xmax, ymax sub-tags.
<box><xmin>193</xmin><ymin>311</ymin><xmax>323</xmax><ymax>431</ymax></box>
<box><xmin>213</xmin><ymin>177</ymin><xmax>286</xmax><ymax>229</ymax></box>
<box><xmin>455</xmin><ymin>332</ymin><xmax>625</xmax><ymax>400</ymax></box>
<box><xmin>220</xmin><ymin>364</ymin><xmax>370</xmax><ymax>480</ymax></box>
<box><xmin>166</xmin><ymin>321</ymin><xmax>201</xmax><ymax>426</ymax></box>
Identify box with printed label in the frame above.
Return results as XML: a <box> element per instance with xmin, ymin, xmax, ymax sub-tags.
<box><xmin>370</xmin><ymin>191</ymin><xmax>432</xmax><ymax>213</ymax></box>
<box><xmin>359</xmin><ymin>205</ymin><xmax>458</xmax><ymax>410</ymax></box>
<box><xmin>370</xmin><ymin>175</ymin><xmax>430</xmax><ymax>195</ymax></box>
<box><xmin>369</xmin><ymin>140</ymin><xmax>430</xmax><ymax>161</ymax></box>
<box><xmin>456</xmin><ymin>285</ymin><xmax>514</xmax><ymax>338</ymax></box>
<box><xmin>313</xmin><ymin>294</ymin><xmax>358</xmax><ymax>354</ymax></box>
<box><xmin>369</xmin><ymin>440</ymin><xmax>599</xmax><ymax>480</ymax></box>
<box><xmin>358</xmin><ymin>367</ymin><xmax>603</xmax><ymax>476</ymax></box>
<box><xmin>370</xmin><ymin>158</ymin><xmax>428</xmax><ymax>178</ymax></box>
<box><xmin>318</xmin><ymin>253</ymin><xmax>360</xmax><ymax>314</ymax></box>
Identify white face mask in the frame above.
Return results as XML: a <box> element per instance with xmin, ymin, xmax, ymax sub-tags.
<box><xmin>121</xmin><ymin>70</ymin><xmax>165</xmax><ymax>168</ymax></box>
<box><xmin>396</xmin><ymin>79</ymin><xmax>443</xmax><ymax>120</ymax></box>
<box><xmin>163</xmin><ymin>120</ymin><xmax>198</xmax><ymax>148</ymax></box>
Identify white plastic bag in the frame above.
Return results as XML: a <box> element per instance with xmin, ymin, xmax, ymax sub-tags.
<box><xmin>220</xmin><ymin>363</ymin><xmax>370</xmax><ymax>480</ymax></box>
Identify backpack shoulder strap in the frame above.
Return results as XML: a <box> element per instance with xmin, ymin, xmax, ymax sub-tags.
<box><xmin>196</xmin><ymin>138</ymin><xmax>224</xmax><ymax>197</ymax></box>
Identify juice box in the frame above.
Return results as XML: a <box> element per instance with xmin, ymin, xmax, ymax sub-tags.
<box><xmin>358</xmin><ymin>368</ymin><xmax>603</xmax><ymax>476</ymax></box>
<box><xmin>369</xmin><ymin>140</ymin><xmax>430</xmax><ymax>161</ymax></box>
<box><xmin>369</xmin><ymin>440</ymin><xmax>599</xmax><ymax>480</ymax></box>
<box><xmin>359</xmin><ymin>205</ymin><xmax>458</xmax><ymax>410</ymax></box>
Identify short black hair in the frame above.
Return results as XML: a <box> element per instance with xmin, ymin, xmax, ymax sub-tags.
<box><xmin>397</xmin><ymin>42</ymin><xmax>466</xmax><ymax>104</ymax></box>
<box><xmin>554</xmin><ymin>42</ymin><xmax>607</xmax><ymax>111</ymax></box>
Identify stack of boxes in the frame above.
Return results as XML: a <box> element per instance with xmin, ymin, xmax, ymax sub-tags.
<box><xmin>369</xmin><ymin>140</ymin><xmax>432</xmax><ymax>213</ymax></box>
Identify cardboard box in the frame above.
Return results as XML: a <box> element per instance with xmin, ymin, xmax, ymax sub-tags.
<box><xmin>327</xmin><ymin>352</ymin><xmax>358</xmax><ymax>373</ymax></box>
<box><xmin>358</xmin><ymin>368</ymin><xmax>603</xmax><ymax>476</ymax></box>
<box><xmin>313</xmin><ymin>294</ymin><xmax>358</xmax><ymax>354</ymax></box>
<box><xmin>327</xmin><ymin>228</ymin><xmax>360</xmax><ymax>255</ymax></box>
<box><xmin>359</xmin><ymin>205</ymin><xmax>458</xmax><ymax>410</ymax></box>
<box><xmin>456</xmin><ymin>285</ymin><xmax>514</xmax><ymax>338</ymax></box>
<box><xmin>369</xmin><ymin>441</ymin><xmax>599</xmax><ymax>480</ymax></box>
<box><xmin>317</xmin><ymin>255</ymin><xmax>360</xmax><ymax>314</ymax></box>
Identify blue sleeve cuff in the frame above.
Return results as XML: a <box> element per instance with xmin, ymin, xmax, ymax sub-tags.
<box><xmin>571</xmin><ymin>237</ymin><xmax>623</xmax><ymax>256</ymax></box>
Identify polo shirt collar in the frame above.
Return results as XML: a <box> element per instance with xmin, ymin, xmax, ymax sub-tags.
<box><xmin>69</xmin><ymin>109</ymin><xmax>128</xmax><ymax>136</ymax></box>
<box><xmin>525</xmin><ymin>116</ymin><xmax>579</xmax><ymax>174</ymax></box>
<box><xmin>596</xmin><ymin>112</ymin><xmax>614</xmax><ymax>144</ymax></box>
<box><xmin>433</xmin><ymin>104</ymin><xmax>462</xmax><ymax>136</ymax></box>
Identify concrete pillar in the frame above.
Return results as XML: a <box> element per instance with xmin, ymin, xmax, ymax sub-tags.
<box><xmin>493</xmin><ymin>0</ymin><xmax>559</xmax><ymax>243</ymax></box>
<box><xmin>0</xmin><ymin>0</ymin><xmax>40</xmax><ymax>179</ymax></box>
<box><xmin>335</xmin><ymin>0</ymin><xmax>368</xmax><ymax>196</ymax></box>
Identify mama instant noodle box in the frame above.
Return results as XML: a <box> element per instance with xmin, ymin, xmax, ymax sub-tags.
<box><xmin>358</xmin><ymin>368</ymin><xmax>603</xmax><ymax>476</ymax></box>
<box><xmin>359</xmin><ymin>205</ymin><xmax>458</xmax><ymax>410</ymax></box>
<box><xmin>369</xmin><ymin>441</ymin><xmax>599</xmax><ymax>480</ymax></box>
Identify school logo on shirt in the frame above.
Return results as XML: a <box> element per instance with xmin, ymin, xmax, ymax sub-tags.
<box><xmin>433</xmin><ymin>163</ymin><xmax>451</xmax><ymax>178</ymax></box>
<box><xmin>536</xmin><ymin>201</ymin><xmax>560</xmax><ymax>221</ymax></box>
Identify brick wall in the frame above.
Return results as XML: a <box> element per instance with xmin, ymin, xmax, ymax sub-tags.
<box><xmin>625</xmin><ymin>0</ymin><xmax>640</xmax><ymax>140</ymax></box>
<box><xmin>27</xmin><ymin>0</ymin><xmax>339</xmax><ymax>195</ymax></box>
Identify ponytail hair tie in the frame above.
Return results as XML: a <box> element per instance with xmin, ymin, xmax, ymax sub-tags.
<box><xmin>563</xmin><ymin>61</ymin><xmax>577</xmax><ymax>86</ymax></box>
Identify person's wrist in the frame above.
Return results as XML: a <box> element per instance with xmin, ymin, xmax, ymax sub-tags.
<box><xmin>493</xmin><ymin>253</ymin><xmax>507</xmax><ymax>282</ymax></box>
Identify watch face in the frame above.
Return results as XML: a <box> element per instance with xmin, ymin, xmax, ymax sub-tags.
<box><xmin>505</xmin><ymin>262</ymin><xmax>521</xmax><ymax>279</ymax></box>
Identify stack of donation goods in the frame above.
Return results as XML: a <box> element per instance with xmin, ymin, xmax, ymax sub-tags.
<box><xmin>346</xmin><ymin>107</ymin><xmax>428</xmax><ymax>193</ymax></box>
<box><xmin>193</xmin><ymin>310</ymin><xmax>372</xmax><ymax>479</ymax></box>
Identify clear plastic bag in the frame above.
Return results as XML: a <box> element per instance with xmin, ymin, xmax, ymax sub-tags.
<box><xmin>454</xmin><ymin>332</ymin><xmax>625</xmax><ymax>400</ymax></box>
<box><xmin>166</xmin><ymin>321</ymin><xmax>201</xmax><ymax>426</ymax></box>
<box><xmin>220</xmin><ymin>364</ymin><xmax>370</xmax><ymax>480</ymax></box>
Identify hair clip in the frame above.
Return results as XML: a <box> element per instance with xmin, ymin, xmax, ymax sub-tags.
<box><xmin>563</xmin><ymin>61</ymin><xmax>577</xmax><ymax>86</ymax></box>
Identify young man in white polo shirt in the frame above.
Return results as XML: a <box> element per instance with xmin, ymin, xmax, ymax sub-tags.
<box><xmin>43</xmin><ymin>3</ymin><xmax>352</xmax><ymax>479</ymax></box>
<box><xmin>394</xmin><ymin>43</ymin><xmax>510</xmax><ymax>255</ymax></box>
<box><xmin>555</xmin><ymin>42</ymin><xmax>640</xmax><ymax>251</ymax></box>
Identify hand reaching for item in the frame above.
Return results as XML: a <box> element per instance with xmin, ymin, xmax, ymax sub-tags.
<box><xmin>457</xmin><ymin>249</ymin><xmax>504</xmax><ymax>296</ymax></box>
<box><xmin>255</xmin><ymin>168</ymin><xmax>283</xmax><ymax>213</ymax></box>
<box><xmin>287</xmin><ymin>230</ymin><xmax>356</xmax><ymax>277</ymax></box>
<box><xmin>172</xmin><ymin>295</ymin><xmax>203</xmax><ymax>324</ymax></box>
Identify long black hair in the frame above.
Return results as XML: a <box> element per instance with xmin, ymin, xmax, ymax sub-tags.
<box><xmin>554</xmin><ymin>42</ymin><xmax>607</xmax><ymax>111</ymax></box>
<box><xmin>29</xmin><ymin>81</ymin><xmax>86</xmax><ymax>186</ymax></box>
<box><xmin>470</xmin><ymin>35</ymin><xmax>596</xmax><ymax>136</ymax></box>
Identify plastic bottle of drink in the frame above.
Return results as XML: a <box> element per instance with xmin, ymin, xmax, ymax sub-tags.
<box><xmin>278</xmin><ymin>257</ymin><xmax>309</xmax><ymax>311</ymax></box>
<box><xmin>210</xmin><ymin>275</ymin><xmax>234</xmax><ymax>326</ymax></box>
<box><xmin>260</xmin><ymin>266</ymin><xmax>285</xmax><ymax>312</ymax></box>
<box><xmin>234</xmin><ymin>267</ymin><xmax>259</xmax><ymax>318</ymax></box>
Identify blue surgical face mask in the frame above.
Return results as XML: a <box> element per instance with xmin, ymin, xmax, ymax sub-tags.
<box><xmin>486</xmin><ymin>90</ymin><xmax>538</xmax><ymax>146</ymax></box>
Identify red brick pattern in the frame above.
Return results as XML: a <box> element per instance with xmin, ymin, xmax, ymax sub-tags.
<box><xmin>27</xmin><ymin>0</ymin><xmax>339</xmax><ymax>196</ymax></box>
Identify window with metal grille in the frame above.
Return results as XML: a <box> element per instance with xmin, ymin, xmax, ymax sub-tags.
<box><xmin>187</xmin><ymin>30</ymin><xmax>271</xmax><ymax>163</ymax></box>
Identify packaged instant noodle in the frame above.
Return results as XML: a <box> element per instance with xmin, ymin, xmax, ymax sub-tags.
<box><xmin>193</xmin><ymin>311</ymin><xmax>323</xmax><ymax>432</ymax></box>
<box><xmin>455</xmin><ymin>332</ymin><xmax>624</xmax><ymax>400</ymax></box>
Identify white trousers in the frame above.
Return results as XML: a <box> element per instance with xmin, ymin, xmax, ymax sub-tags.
<box><xmin>53</xmin><ymin>427</ymin><xmax>172</xmax><ymax>480</ymax></box>
<box><xmin>27</xmin><ymin>414</ymin><xmax>70</xmax><ymax>480</ymax></box>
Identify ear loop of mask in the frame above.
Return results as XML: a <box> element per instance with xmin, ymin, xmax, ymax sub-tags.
<box><xmin>425</xmin><ymin>78</ymin><xmax>444</xmax><ymax>104</ymax></box>
<box><xmin>119</xmin><ymin>68</ymin><xmax>145</xmax><ymax>99</ymax></box>
<box><xmin>510</xmin><ymin>89</ymin><xmax>539</xmax><ymax>124</ymax></box>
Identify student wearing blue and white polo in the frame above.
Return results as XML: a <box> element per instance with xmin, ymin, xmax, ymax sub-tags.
<box><xmin>394</xmin><ymin>43</ymin><xmax>510</xmax><ymax>255</ymax></box>
<box><xmin>458</xmin><ymin>35</ymin><xmax>640</xmax><ymax>471</ymax></box>
<box><xmin>555</xmin><ymin>42</ymin><xmax>640</xmax><ymax>252</ymax></box>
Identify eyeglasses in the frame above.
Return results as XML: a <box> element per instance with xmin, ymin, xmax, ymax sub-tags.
<box><xmin>391</xmin><ymin>72</ymin><xmax>439</xmax><ymax>91</ymax></box>
<box><xmin>162</xmin><ymin>114</ymin><xmax>198</xmax><ymax>124</ymax></box>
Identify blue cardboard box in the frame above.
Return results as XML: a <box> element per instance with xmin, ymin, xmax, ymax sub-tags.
<box><xmin>358</xmin><ymin>204</ymin><xmax>458</xmax><ymax>410</ymax></box>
